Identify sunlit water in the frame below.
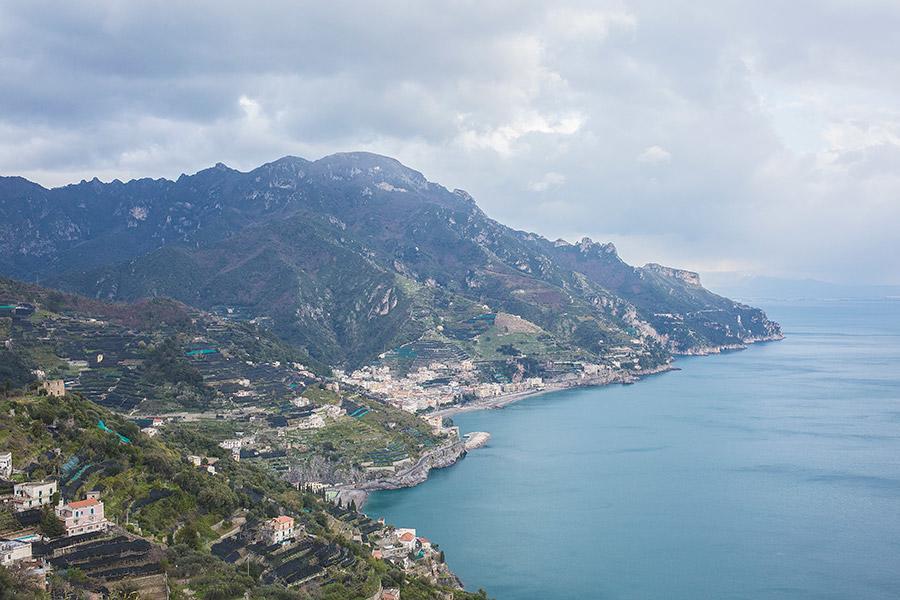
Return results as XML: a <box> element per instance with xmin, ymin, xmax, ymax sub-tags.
<box><xmin>365</xmin><ymin>300</ymin><xmax>900</xmax><ymax>599</ymax></box>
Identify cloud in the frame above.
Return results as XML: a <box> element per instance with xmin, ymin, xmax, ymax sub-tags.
<box><xmin>0</xmin><ymin>1</ymin><xmax>899</xmax><ymax>284</ymax></box>
<box><xmin>637</xmin><ymin>145</ymin><xmax>672</xmax><ymax>164</ymax></box>
<box><xmin>459</xmin><ymin>112</ymin><xmax>584</xmax><ymax>156</ymax></box>
<box><xmin>529</xmin><ymin>172</ymin><xmax>567</xmax><ymax>192</ymax></box>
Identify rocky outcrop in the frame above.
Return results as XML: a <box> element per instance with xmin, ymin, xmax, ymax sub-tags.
<box><xmin>463</xmin><ymin>432</ymin><xmax>491</xmax><ymax>450</ymax></box>
<box><xmin>355</xmin><ymin>440</ymin><xmax>467</xmax><ymax>492</ymax></box>
<box><xmin>676</xmin><ymin>332</ymin><xmax>785</xmax><ymax>356</ymax></box>
<box><xmin>642</xmin><ymin>263</ymin><xmax>702</xmax><ymax>287</ymax></box>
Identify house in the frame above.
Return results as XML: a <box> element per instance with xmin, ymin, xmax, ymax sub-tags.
<box><xmin>295</xmin><ymin>414</ymin><xmax>325</xmax><ymax>430</ymax></box>
<box><xmin>186</xmin><ymin>455</ymin><xmax>203</xmax><ymax>467</ymax></box>
<box><xmin>219</xmin><ymin>436</ymin><xmax>255</xmax><ymax>451</ymax></box>
<box><xmin>13</xmin><ymin>480</ymin><xmax>57</xmax><ymax>512</ymax></box>
<box><xmin>395</xmin><ymin>528</ymin><xmax>416</xmax><ymax>551</ymax></box>
<box><xmin>0</xmin><ymin>452</ymin><xmax>11</xmax><ymax>479</ymax></box>
<box><xmin>41</xmin><ymin>379</ymin><xmax>65</xmax><ymax>397</ymax></box>
<box><xmin>262</xmin><ymin>515</ymin><xmax>295</xmax><ymax>545</ymax></box>
<box><xmin>56</xmin><ymin>495</ymin><xmax>109</xmax><ymax>537</ymax></box>
<box><xmin>0</xmin><ymin>540</ymin><xmax>32</xmax><ymax>565</ymax></box>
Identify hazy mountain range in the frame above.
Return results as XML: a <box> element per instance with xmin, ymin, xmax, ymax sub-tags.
<box><xmin>0</xmin><ymin>152</ymin><xmax>781</xmax><ymax>367</ymax></box>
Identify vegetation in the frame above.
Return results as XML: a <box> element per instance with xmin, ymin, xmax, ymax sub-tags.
<box><xmin>0</xmin><ymin>389</ymin><xmax>487</xmax><ymax>599</ymax></box>
<box><xmin>0</xmin><ymin>153</ymin><xmax>780</xmax><ymax>369</ymax></box>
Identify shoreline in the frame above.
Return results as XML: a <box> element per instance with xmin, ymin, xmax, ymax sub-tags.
<box><xmin>345</xmin><ymin>363</ymin><xmax>681</xmax><ymax>508</ymax></box>
<box><xmin>352</xmin><ymin>335</ymin><xmax>783</xmax><ymax>507</ymax></box>
<box><xmin>430</xmin><ymin>361</ymin><xmax>675</xmax><ymax>419</ymax></box>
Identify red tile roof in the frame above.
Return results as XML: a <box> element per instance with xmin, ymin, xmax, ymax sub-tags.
<box><xmin>399</xmin><ymin>532</ymin><xmax>415</xmax><ymax>542</ymax></box>
<box><xmin>68</xmin><ymin>498</ymin><xmax>100</xmax><ymax>509</ymax></box>
<box><xmin>273</xmin><ymin>515</ymin><xmax>294</xmax><ymax>524</ymax></box>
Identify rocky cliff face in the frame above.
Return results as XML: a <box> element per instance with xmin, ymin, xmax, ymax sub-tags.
<box><xmin>642</xmin><ymin>263</ymin><xmax>702</xmax><ymax>287</ymax></box>
<box><xmin>356</xmin><ymin>440</ymin><xmax>468</xmax><ymax>492</ymax></box>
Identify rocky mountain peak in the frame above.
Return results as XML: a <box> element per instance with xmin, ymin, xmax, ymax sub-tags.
<box><xmin>643</xmin><ymin>263</ymin><xmax>702</xmax><ymax>287</ymax></box>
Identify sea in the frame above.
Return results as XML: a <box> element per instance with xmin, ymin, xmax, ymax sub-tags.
<box><xmin>365</xmin><ymin>299</ymin><xmax>900</xmax><ymax>599</ymax></box>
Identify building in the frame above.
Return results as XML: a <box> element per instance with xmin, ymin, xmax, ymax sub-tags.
<box><xmin>395</xmin><ymin>528</ymin><xmax>417</xmax><ymax>551</ymax></box>
<box><xmin>13</xmin><ymin>480</ymin><xmax>57</xmax><ymax>512</ymax></box>
<box><xmin>41</xmin><ymin>379</ymin><xmax>65</xmax><ymax>397</ymax></box>
<box><xmin>0</xmin><ymin>452</ymin><xmax>11</xmax><ymax>479</ymax></box>
<box><xmin>416</xmin><ymin>537</ymin><xmax>432</xmax><ymax>552</ymax></box>
<box><xmin>219</xmin><ymin>436</ymin><xmax>255</xmax><ymax>451</ymax></box>
<box><xmin>0</xmin><ymin>540</ymin><xmax>32</xmax><ymax>565</ymax></box>
<box><xmin>56</xmin><ymin>495</ymin><xmax>109</xmax><ymax>537</ymax></box>
<box><xmin>262</xmin><ymin>515</ymin><xmax>295</xmax><ymax>545</ymax></box>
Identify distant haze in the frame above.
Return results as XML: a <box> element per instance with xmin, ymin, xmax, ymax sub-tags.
<box><xmin>1</xmin><ymin>1</ymin><xmax>898</xmax><ymax>284</ymax></box>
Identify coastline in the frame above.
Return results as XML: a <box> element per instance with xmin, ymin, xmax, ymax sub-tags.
<box><xmin>345</xmin><ymin>362</ymin><xmax>681</xmax><ymax>507</ymax></box>
<box><xmin>342</xmin><ymin>335</ymin><xmax>782</xmax><ymax>592</ymax></box>
<box><xmin>431</xmin><ymin>361</ymin><xmax>675</xmax><ymax>419</ymax></box>
<box><xmin>352</xmin><ymin>334</ymin><xmax>783</xmax><ymax>506</ymax></box>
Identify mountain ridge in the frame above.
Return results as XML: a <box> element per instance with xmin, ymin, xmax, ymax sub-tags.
<box><xmin>0</xmin><ymin>152</ymin><xmax>782</xmax><ymax>368</ymax></box>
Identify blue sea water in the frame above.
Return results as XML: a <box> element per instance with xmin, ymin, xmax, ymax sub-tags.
<box><xmin>365</xmin><ymin>300</ymin><xmax>900</xmax><ymax>599</ymax></box>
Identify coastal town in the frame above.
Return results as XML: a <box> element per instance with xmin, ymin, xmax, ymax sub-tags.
<box><xmin>0</xmin><ymin>301</ymin><xmax>658</xmax><ymax>599</ymax></box>
<box><xmin>1</xmin><ymin>285</ymin><xmax>677</xmax><ymax>598</ymax></box>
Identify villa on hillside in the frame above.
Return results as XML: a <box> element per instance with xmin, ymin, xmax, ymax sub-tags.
<box><xmin>262</xmin><ymin>515</ymin><xmax>296</xmax><ymax>545</ymax></box>
<box><xmin>0</xmin><ymin>540</ymin><xmax>32</xmax><ymax>566</ymax></box>
<box><xmin>56</xmin><ymin>493</ymin><xmax>109</xmax><ymax>536</ymax></box>
<box><xmin>13</xmin><ymin>480</ymin><xmax>57</xmax><ymax>512</ymax></box>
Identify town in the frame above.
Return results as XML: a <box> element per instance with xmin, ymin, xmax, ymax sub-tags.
<box><xmin>1</xmin><ymin>283</ymin><xmax>660</xmax><ymax>598</ymax></box>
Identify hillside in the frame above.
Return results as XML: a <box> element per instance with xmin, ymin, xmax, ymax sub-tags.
<box><xmin>0</xmin><ymin>391</ymin><xmax>487</xmax><ymax>600</ymax></box>
<box><xmin>1</xmin><ymin>278</ymin><xmax>465</xmax><ymax>489</ymax></box>
<box><xmin>0</xmin><ymin>152</ymin><xmax>782</xmax><ymax>368</ymax></box>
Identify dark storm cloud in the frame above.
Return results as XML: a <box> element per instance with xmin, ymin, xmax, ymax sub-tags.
<box><xmin>1</xmin><ymin>0</ymin><xmax>898</xmax><ymax>283</ymax></box>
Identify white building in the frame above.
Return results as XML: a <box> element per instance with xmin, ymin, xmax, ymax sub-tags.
<box><xmin>56</xmin><ymin>495</ymin><xmax>109</xmax><ymax>537</ymax></box>
<box><xmin>262</xmin><ymin>515</ymin><xmax>295</xmax><ymax>545</ymax></box>
<box><xmin>0</xmin><ymin>540</ymin><xmax>32</xmax><ymax>565</ymax></box>
<box><xmin>0</xmin><ymin>452</ymin><xmax>11</xmax><ymax>479</ymax></box>
<box><xmin>395</xmin><ymin>528</ymin><xmax>417</xmax><ymax>551</ymax></box>
<box><xmin>295</xmin><ymin>414</ymin><xmax>325</xmax><ymax>430</ymax></box>
<box><xmin>219</xmin><ymin>436</ymin><xmax>255</xmax><ymax>451</ymax></box>
<box><xmin>13</xmin><ymin>480</ymin><xmax>57</xmax><ymax>512</ymax></box>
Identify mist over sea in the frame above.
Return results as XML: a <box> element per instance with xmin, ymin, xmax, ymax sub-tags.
<box><xmin>366</xmin><ymin>299</ymin><xmax>900</xmax><ymax>599</ymax></box>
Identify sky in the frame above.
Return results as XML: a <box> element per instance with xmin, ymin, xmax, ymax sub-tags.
<box><xmin>1</xmin><ymin>1</ymin><xmax>899</xmax><ymax>284</ymax></box>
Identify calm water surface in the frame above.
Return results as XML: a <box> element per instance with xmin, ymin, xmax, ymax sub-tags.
<box><xmin>366</xmin><ymin>300</ymin><xmax>900</xmax><ymax>599</ymax></box>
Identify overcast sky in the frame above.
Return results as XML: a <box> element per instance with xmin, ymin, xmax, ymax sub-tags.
<box><xmin>2</xmin><ymin>1</ymin><xmax>899</xmax><ymax>284</ymax></box>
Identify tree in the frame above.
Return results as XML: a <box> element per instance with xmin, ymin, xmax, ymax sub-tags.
<box><xmin>0</xmin><ymin>563</ymin><xmax>46</xmax><ymax>600</ymax></box>
<box><xmin>175</xmin><ymin>522</ymin><xmax>201</xmax><ymax>550</ymax></box>
<box><xmin>40</xmin><ymin>506</ymin><xmax>65</xmax><ymax>538</ymax></box>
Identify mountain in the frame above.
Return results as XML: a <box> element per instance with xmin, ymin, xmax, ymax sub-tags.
<box><xmin>0</xmin><ymin>152</ymin><xmax>782</xmax><ymax>368</ymax></box>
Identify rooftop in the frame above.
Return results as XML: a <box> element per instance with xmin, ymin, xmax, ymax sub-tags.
<box><xmin>67</xmin><ymin>498</ymin><xmax>101</xmax><ymax>509</ymax></box>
